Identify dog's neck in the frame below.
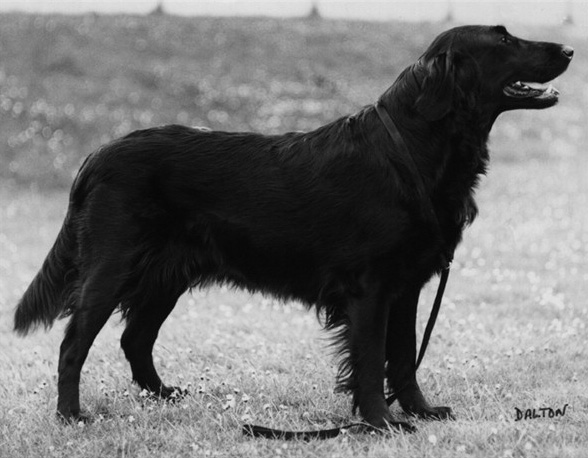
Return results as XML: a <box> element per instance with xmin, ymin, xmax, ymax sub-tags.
<box><xmin>373</xmin><ymin>100</ymin><xmax>487</xmax><ymax>188</ymax></box>
<box><xmin>363</xmin><ymin>69</ymin><xmax>489</xmax><ymax>233</ymax></box>
<box><xmin>381</xmin><ymin>63</ymin><xmax>492</xmax><ymax>152</ymax></box>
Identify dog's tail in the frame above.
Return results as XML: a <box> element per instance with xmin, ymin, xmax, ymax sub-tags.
<box><xmin>14</xmin><ymin>212</ymin><xmax>79</xmax><ymax>335</ymax></box>
<box><xmin>14</xmin><ymin>153</ymin><xmax>96</xmax><ymax>336</ymax></box>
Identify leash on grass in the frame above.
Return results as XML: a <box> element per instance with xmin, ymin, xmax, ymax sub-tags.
<box><xmin>242</xmin><ymin>102</ymin><xmax>454</xmax><ymax>440</ymax></box>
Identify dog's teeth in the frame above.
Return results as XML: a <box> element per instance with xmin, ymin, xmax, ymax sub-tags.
<box><xmin>513</xmin><ymin>81</ymin><xmax>529</xmax><ymax>90</ymax></box>
<box><xmin>546</xmin><ymin>84</ymin><xmax>559</xmax><ymax>95</ymax></box>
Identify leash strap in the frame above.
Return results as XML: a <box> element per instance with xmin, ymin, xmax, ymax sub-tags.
<box><xmin>242</xmin><ymin>423</ymin><xmax>367</xmax><ymax>440</ymax></box>
<box><xmin>243</xmin><ymin>102</ymin><xmax>454</xmax><ymax>440</ymax></box>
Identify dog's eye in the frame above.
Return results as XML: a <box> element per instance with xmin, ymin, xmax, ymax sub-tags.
<box><xmin>500</xmin><ymin>36</ymin><xmax>512</xmax><ymax>44</ymax></box>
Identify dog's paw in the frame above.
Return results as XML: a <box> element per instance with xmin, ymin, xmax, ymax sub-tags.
<box><xmin>388</xmin><ymin>420</ymin><xmax>417</xmax><ymax>433</ymax></box>
<box><xmin>144</xmin><ymin>385</ymin><xmax>189</xmax><ymax>402</ymax></box>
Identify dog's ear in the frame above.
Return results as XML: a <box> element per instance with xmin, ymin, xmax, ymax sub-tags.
<box><xmin>414</xmin><ymin>51</ymin><xmax>455</xmax><ymax>121</ymax></box>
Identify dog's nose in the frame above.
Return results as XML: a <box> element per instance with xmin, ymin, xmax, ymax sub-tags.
<box><xmin>562</xmin><ymin>45</ymin><xmax>574</xmax><ymax>59</ymax></box>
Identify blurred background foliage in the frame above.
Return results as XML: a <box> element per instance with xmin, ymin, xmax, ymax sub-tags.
<box><xmin>0</xmin><ymin>13</ymin><xmax>586</xmax><ymax>188</ymax></box>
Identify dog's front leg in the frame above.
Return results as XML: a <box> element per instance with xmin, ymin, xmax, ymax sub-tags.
<box><xmin>386</xmin><ymin>286</ymin><xmax>454</xmax><ymax>420</ymax></box>
<box><xmin>348</xmin><ymin>283</ymin><xmax>412</xmax><ymax>431</ymax></box>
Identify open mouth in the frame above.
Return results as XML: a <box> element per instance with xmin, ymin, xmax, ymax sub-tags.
<box><xmin>503</xmin><ymin>81</ymin><xmax>560</xmax><ymax>101</ymax></box>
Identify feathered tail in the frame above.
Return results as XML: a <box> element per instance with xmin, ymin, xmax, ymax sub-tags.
<box><xmin>14</xmin><ymin>214</ymin><xmax>78</xmax><ymax>335</ymax></box>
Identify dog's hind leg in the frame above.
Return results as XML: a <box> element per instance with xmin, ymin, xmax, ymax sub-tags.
<box><xmin>120</xmin><ymin>282</ymin><xmax>186</xmax><ymax>399</ymax></box>
<box><xmin>57</xmin><ymin>263</ymin><xmax>121</xmax><ymax>422</ymax></box>
<box><xmin>385</xmin><ymin>286</ymin><xmax>454</xmax><ymax>420</ymax></box>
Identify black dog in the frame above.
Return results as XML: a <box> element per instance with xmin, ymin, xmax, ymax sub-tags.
<box><xmin>15</xmin><ymin>25</ymin><xmax>572</xmax><ymax>429</ymax></box>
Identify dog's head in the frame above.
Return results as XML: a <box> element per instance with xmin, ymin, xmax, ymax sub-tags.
<box><xmin>414</xmin><ymin>25</ymin><xmax>573</xmax><ymax>121</ymax></box>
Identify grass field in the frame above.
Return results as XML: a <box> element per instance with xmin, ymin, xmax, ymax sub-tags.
<box><xmin>1</xmin><ymin>13</ymin><xmax>587</xmax><ymax>458</ymax></box>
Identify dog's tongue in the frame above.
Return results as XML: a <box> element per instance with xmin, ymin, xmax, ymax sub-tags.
<box><xmin>523</xmin><ymin>82</ymin><xmax>549</xmax><ymax>90</ymax></box>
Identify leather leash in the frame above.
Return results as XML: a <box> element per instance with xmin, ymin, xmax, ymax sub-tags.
<box><xmin>243</xmin><ymin>101</ymin><xmax>454</xmax><ymax>440</ymax></box>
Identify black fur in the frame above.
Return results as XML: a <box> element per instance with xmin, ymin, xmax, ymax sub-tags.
<box><xmin>14</xmin><ymin>25</ymin><xmax>572</xmax><ymax>428</ymax></box>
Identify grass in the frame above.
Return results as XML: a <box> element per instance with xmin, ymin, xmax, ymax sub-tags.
<box><xmin>1</xmin><ymin>12</ymin><xmax>587</xmax><ymax>458</ymax></box>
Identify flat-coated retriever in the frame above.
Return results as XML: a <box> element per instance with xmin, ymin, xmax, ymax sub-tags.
<box><xmin>15</xmin><ymin>25</ymin><xmax>572</xmax><ymax>430</ymax></box>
